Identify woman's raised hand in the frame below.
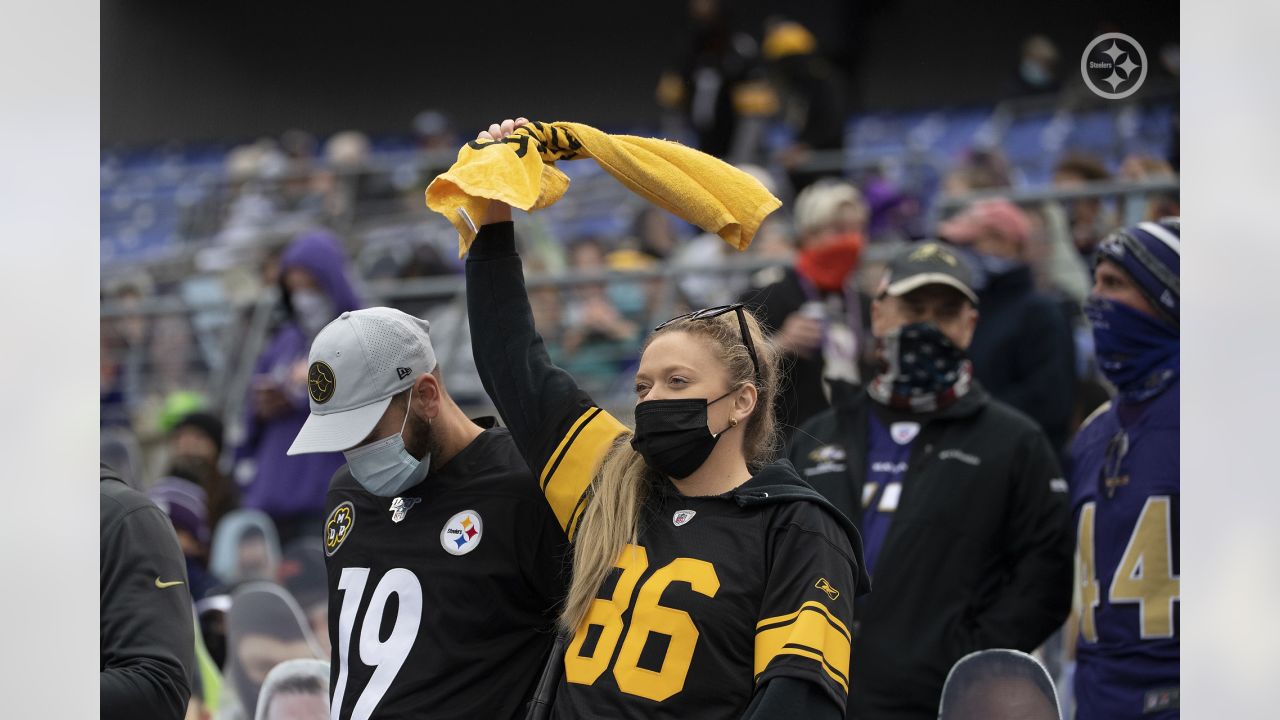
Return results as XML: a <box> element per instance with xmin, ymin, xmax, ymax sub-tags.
<box><xmin>476</xmin><ymin>117</ymin><xmax>530</xmax><ymax>143</ymax></box>
<box><xmin>474</xmin><ymin>117</ymin><xmax>529</xmax><ymax>226</ymax></box>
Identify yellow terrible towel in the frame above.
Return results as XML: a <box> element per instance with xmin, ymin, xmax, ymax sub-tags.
<box><xmin>425</xmin><ymin>121</ymin><xmax>781</xmax><ymax>257</ymax></box>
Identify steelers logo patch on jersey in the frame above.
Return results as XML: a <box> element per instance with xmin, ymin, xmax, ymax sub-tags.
<box><xmin>308</xmin><ymin>361</ymin><xmax>336</xmax><ymax>404</ymax></box>
<box><xmin>324</xmin><ymin>501</ymin><xmax>355</xmax><ymax>556</ymax></box>
<box><xmin>440</xmin><ymin>510</ymin><xmax>483</xmax><ymax>556</ymax></box>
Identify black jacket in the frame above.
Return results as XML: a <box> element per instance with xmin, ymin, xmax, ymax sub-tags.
<box><xmin>101</xmin><ymin>463</ymin><xmax>194</xmax><ymax>720</ymax></box>
<box><xmin>741</xmin><ymin>267</ymin><xmax>871</xmax><ymax>442</ymax></box>
<box><xmin>966</xmin><ymin>265</ymin><xmax>1076</xmax><ymax>453</ymax></box>
<box><xmin>788</xmin><ymin>385</ymin><xmax>1073</xmax><ymax>720</ymax></box>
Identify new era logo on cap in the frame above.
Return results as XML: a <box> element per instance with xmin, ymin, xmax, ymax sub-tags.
<box><xmin>287</xmin><ymin>308</ymin><xmax>436</xmax><ymax>456</ymax></box>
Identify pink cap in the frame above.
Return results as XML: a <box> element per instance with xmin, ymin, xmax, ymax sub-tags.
<box><xmin>939</xmin><ymin>198</ymin><xmax>1031</xmax><ymax>250</ymax></box>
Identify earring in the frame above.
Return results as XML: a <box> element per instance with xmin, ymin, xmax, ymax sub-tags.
<box><xmin>728</xmin><ymin>417</ymin><xmax>738</xmax><ymax>428</ymax></box>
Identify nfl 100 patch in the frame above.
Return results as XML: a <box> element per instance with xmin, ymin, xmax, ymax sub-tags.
<box><xmin>389</xmin><ymin>496</ymin><xmax>422</xmax><ymax>523</ymax></box>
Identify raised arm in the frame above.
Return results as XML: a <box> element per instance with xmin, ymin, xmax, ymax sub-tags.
<box><xmin>464</xmin><ymin>119</ymin><xmax>627</xmax><ymax>539</ymax></box>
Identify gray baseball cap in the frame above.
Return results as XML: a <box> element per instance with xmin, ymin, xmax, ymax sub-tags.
<box><xmin>287</xmin><ymin>307</ymin><xmax>437</xmax><ymax>455</ymax></box>
<box><xmin>881</xmin><ymin>241</ymin><xmax>979</xmax><ymax>305</ymax></box>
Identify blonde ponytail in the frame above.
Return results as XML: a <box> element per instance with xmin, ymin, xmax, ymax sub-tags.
<box><xmin>558</xmin><ymin>437</ymin><xmax>649</xmax><ymax>634</ymax></box>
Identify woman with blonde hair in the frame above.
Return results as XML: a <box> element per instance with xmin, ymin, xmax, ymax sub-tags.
<box><xmin>465</xmin><ymin>118</ymin><xmax>869</xmax><ymax>719</ymax></box>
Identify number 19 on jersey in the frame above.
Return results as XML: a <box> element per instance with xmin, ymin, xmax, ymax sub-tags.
<box><xmin>331</xmin><ymin>567</ymin><xmax>423</xmax><ymax>720</ymax></box>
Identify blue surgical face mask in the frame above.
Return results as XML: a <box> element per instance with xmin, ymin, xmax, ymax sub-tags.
<box><xmin>1020</xmin><ymin>59</ymin><xmax>1053</xmax><ymax>88</ymax></box>
<box><xmin>343</xmin><ymin>388</ymin><xmax>431</xmax><ymax>497</ymax></box>
<box><xmin>950</xmin><ymin>246</ymin><xmax>1024</xmax><ymax>292</ymax></box>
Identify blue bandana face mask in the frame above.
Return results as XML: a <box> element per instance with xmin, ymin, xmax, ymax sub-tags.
<box><xmin>343</xmin><ymin>388</ymin><xmax>431</xmax><ymax>497</ymax></box>
<box><xmin>1086</xmin><ymin>297</ymin><xmax>1179</xmax><ymax>403</ymax></box>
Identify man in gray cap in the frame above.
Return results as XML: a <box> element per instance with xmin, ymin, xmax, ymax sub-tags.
<box><xmin>788</xmin><ymin>241</ymin><xmax>1073</xmax><ymax>720</ymax></box>
<box><xmin>287</xmin><ymin>307</ymin><xmax>566</xmax><ymax>720</ymax></box>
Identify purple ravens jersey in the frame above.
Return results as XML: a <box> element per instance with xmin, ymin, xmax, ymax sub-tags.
<box><xmin>860</xmin><ymin>414</ymin><xmax>915</xmax><ymax>578</ymax></box>
<box><xmin>1069</xmin><ymin>381</ymin><xmax>1180</xmax><ymax>719</ymax></box>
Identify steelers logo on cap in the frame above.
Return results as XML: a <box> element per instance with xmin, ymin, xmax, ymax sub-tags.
<box><xmin>308</xmin><ymin>361</ymin><xmax>336</xmax><ymax>404</ymax></box>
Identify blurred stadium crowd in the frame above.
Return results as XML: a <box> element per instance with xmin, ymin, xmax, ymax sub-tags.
<box><xmin>99</xmin><ymin>12</ymin><xmax>1177</xmax><ymax>720</ymax></box>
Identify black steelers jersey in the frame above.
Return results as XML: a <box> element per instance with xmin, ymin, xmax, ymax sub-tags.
<box><xmin>466</xmin><ymin>223</ymin><xmax>870</xmax><ymax>720</ymax></box>
<box><xmin>550</xmin><ymin>456</ymin><xmax>864</xmax><ymax>720</ymax></box>
<box><xmin>323</xmin><ymin>423</ymin><xmax>568</xmax><ymax>720</ymax></box>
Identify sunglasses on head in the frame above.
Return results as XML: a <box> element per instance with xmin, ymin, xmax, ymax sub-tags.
<box><xmin>654</xmin><ymin>303</ymin><xmax>761</xmax><ymax>381</ymax></box>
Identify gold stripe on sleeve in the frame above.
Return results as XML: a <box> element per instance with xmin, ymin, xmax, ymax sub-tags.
<box><xmin>754</xmin><ymin>601</ymin><xmax>851</xmax><ymax>694</ymax></box>
<box><xmin>541</xmin><ymin>408</ymin><xmax>628</xmax><ymax>534</ymax></box>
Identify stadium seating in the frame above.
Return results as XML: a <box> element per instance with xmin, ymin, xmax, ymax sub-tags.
<box><xmin>100</xmin><ymin>100</ymin><xmax>1175</xmax><ymax>267</ymax></box>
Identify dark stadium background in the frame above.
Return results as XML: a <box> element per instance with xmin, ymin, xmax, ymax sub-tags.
<box><xmin>104</xmin><ymin>0</ymin><xmax>1177</xmax><ymax>146</ymax></box>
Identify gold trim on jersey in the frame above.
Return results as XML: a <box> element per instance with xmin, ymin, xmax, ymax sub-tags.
<box><xmin>754</xmin><ymin>600</ymin><xmax>851</xmax><ymax>694</ymax></box>
<box><xmin>1079</xmin><ymin>400</ymin><xmax>1113</xmax><ymax>432</ymax></box>
<box><xmin>540</xmin><ymin>407</ymin><xmax>628</xmax><ymax>539</ymax></box>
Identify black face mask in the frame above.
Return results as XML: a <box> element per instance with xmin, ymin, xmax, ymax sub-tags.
<box><xmin>630</xmin><ymin>389</ymin><xmax>736</xmax><ymax>480</ymax></box>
